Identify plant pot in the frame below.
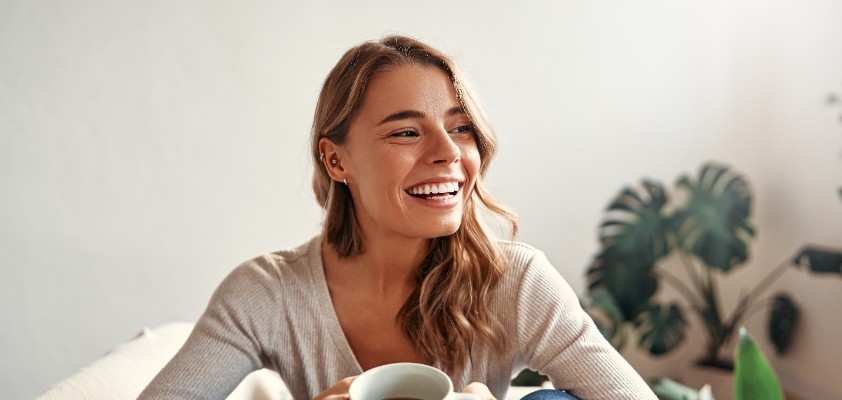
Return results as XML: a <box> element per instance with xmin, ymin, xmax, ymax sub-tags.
<box><xmin>679</xmin><ymin>363</ymin><xmax>733</xmax><ymax>400</ymax></box>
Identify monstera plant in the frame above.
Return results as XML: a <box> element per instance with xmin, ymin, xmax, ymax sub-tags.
<box><xmin>586</xmin><ymin>162</ymin><xmax>842</xmax><ymax>369</ymax></box>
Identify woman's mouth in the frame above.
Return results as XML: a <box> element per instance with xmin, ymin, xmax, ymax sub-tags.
<box><xmin>405</xmin><ymin>182</ymin><xmax>461</xmax><ymax>200</ymax></box>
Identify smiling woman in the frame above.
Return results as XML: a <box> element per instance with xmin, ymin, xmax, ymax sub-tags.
<box><xmin>319</xmin><ymin>63</ymin><xmax>483</xmax><ymax>250</ymax></box>
<box><xmin>316</xmin><ymin>51</ymin><xmax>500</xmax><ymax>378</ymax></box>
<box><xmin>138</xmin><ymin>36</ymin><xmax>657</xmax><ymax>400</ymax></box>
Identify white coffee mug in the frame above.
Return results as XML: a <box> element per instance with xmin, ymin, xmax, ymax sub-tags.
<box><xmin>349</xmin><ymin>363</ymin><xmax>482</xmax><ymax>400</ymax></box>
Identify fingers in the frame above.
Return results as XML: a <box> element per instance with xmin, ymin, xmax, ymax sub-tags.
<box><xmin>463</xmin><ymin>382</ymin><xmax>496</xmax><ymax>400</ymax></box>
<box><xmin>313</xmin><ymin>376</ymin><xmax>357</xmax><ymax>400</ymax></box>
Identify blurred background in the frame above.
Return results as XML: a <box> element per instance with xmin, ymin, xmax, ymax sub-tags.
<box><xmin>1</xmin><ymin>0</ymin><xmax>840</xmax><ymax>399</ymax></box>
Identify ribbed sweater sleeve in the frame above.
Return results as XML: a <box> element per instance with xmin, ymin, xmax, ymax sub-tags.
<box><xmin>138</xmin><ymin>256</ymin><xmax>281</xmax><ymax>399</ymax></box>
<box><xmin>510</xmin><ymin>246</ymin><xmax>656</xmax><ymax>399</ymax></box>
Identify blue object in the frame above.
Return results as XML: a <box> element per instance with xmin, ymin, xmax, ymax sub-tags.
<box><xmin>519</xmin><ymin>389</ymin><xmax>581</xmax><ymax>400</ymax></box>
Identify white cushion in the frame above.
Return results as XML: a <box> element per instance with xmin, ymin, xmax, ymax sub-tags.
<box><xmin>37</xmin><ymin>322</ymin><xmax>289</xmax><ymax>400</ymax></box>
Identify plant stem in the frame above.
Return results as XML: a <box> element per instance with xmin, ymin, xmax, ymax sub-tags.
<box><xmin>701</xmin><ymin>267</ymin><xmax>728</xmax><ymax>363</ymax></box>
<box><xmin>741</xmin><ymin>259</ymin><xmax>792</xmax><ymax>308</ymax></box>
<box><xmin>657</xmin><ymin>268</ymin><xmax>703</xmax><ymax>308</ymax></box>
<box><xmin>728</xmin><ymin>259</ymin><xmax>791</xmax><ymax>330</ymax></box>
<box><xmin>678</xmin><ymin>252</ymin><xmax>706</xmax><ymax>299</ymax></box>
<box><xmin>741</xmin><ymin>296</ymin><xmax>772</xmax><ymax>320</ymax></box>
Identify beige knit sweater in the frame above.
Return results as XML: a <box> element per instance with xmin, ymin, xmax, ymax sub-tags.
<box><xmin>139</xmin><ymin>236</ymin><xmax>656</xmax><ymax>400</ymax></box>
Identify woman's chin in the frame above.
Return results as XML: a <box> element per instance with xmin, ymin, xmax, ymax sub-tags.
<box><xmin>385</xmin><ymin>209</ymin><xmax>464</xmax><ymax>239</ymax></box>
<box><xmin>420</xmin><ymin>218</ymin><xmax>462</xmax><ymax>238</ymax></box>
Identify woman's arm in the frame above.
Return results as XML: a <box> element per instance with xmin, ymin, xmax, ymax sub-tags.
<box><xmin>515</xmin><ymin>250</ymin><xmax>657</xmax><ymax>400</ymax></box>
<box><xmin>139</xmin><ymin>259</ymin><xmax>280</xmax><ymax>399</ymax></box>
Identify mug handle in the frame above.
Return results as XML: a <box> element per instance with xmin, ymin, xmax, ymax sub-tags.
<box><xmin>453</xmin><ymin>393</ymin><xmax>482</xmax><ymax>400</ymax></box>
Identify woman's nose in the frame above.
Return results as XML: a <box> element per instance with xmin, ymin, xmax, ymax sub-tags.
<box><xmin>427</xmin><ymin>129</ymin><xmax>461</xmax><ymax>165</ymax></box>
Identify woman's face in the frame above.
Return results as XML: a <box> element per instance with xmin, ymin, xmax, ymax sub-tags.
<box><xmin>335</xmin><ymin>63</ymin><xmax>480</xmax><ymax>241</ymax></box>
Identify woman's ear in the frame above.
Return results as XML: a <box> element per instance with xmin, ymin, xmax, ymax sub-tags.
<box><xmin>318</xmin><ymin>137</ymin><xmax>346</xmax><ymax>183</ymax></box>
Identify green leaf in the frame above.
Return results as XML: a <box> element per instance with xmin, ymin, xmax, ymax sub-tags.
<box><xmin>734</xmin><ymin>328</ymin><xmax>785</xmax><ymax>400</ymax></box>
<box><xmin>793</xmin><ymin>246</ymin><xmax>842</xmax><ymax>274</ymax></box>
<box><xmin>648</xmin><ymin>377</ymin><xmax>704</xmax><ymax>400</ymax></box>
<box><xmin>599</xmin><ymin>180</ymin><xmax>673</xmax><ymax>265</ymax></box>
<box><xmin>589</xmin><ymin>179</ymin><xmax>671</xmax><ymax>323</ymax></box>
<box><xmin>510</xmin><ymin>369</ymin><xmax>548</xmax><ymax>386</ymax></box>
<box><xmin>673</xmin><ymin>163</ymin><xmax>755</xmax><ymax>272</ymax></box>
<box><xmin>587</xmin><ymin>249</ymin><xmax>658</xmax><ymax>320</ymax></box>
<box><xmin>768</xmin><ymin>294</ymin><xmax>800</xmax><ymax>354</ymax></box>
<box><xmin>636</xmin><ymin>303</ymin><xmax>687</xmax><ymax>355</ymax></box>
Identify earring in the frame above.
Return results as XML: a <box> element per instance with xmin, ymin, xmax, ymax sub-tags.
<box><xmin>343</xmin><ymin>178</ymin><xmax>348</xmax><ymax>186</ymax></box>
<box><xmin>332</xmin><ymin>159</ymin><xmax>338</xmax><ymax>165</ymax></box>
<box><xmin>319</xmin><ymin>152</ymin><xmax>325</xmax><ymax>161</ymax></box>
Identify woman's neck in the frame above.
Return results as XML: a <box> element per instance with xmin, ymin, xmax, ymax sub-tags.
<box><xmin>323</xmin><ymin>233</ymin><xmax>429</xmax><ymax>298</ymax></box>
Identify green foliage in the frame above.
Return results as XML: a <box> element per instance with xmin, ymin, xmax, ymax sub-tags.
<box><xmin>600</xmin><ymin>180</ymin><xmax>673</xmax><ymax>264</ymax></box>
<box><xmin>510</xmin><ymin>369</ymin><xmax>547</xmax><ymax>387</ymax></box>
<box><xmin>793</xmin><ymin>246</ymin><xmax>842</xmax><ymax>273</ymax></box>
<box><xmin>768</xmin><ymin>295</ymin><xmax>799</xmax><ymax>354</ymax></box>
<box><xmin>647</xmin><ymin>328</ymin><xmax>784</xmax><ymax>400</ymax></box>
<box><xmin>672</xmin><ymin>164</ymin><xmax>754</xmax><ymax>272</ymax></box>
<box><xmin>734</xmin><ymin>328</ymin><xmax>785</xmax><ymax>400</ymax></box>
<box><xmin>636</xmin><ymin>303</ymin><xmax>687</xmax><ymax>356</ymax></box>
<box><xmin>585</xmin><ymin>162</ymin><xmax>842</xmax><ymax>366</ymax></box>
<box><xmin>649</xmin><ymin>377</ymin><xmax>707</xmax><ymax>400</ymax></box>
<box><xmin>587</xmin><ymin>250</ymin><xmax>658</xmax><ymax>320</ymax></box>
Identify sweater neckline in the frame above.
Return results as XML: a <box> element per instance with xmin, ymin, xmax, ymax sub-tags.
<box><xmin>308</xmin><ymin>235</ymin><xmax>365</xmax><ymax>375</ymax></box>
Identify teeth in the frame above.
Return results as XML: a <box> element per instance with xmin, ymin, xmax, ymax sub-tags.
<box><xmin>407</xmin><ymin>182</ymin><xmax>460</xmax><ymax>195</ymax></box>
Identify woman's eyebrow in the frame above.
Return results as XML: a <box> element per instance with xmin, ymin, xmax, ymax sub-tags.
<box><xmin>446</xmin><ymin>106</ymin><xmax>466</xmax><ymax>116</ymax></box>
<box><xmin>378</xmin><ymin>110</ymin><xmax>423</xmax><ymax>125</ymax></box>
<box><xmin>377</xmin><ymin>107</ymin><xmax>466</xmax><ymax>126</ymax></box>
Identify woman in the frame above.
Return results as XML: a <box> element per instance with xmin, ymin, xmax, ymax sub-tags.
<box><xmin>140</xmin><ymin>36</ymin><xmax>656</xmax><ymax>400</ymax></box>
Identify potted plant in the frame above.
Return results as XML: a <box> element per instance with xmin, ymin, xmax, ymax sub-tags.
<box><xmin>585</xmin><ymin>162</ymin><xmax>841</xmax><ymax>370</ymax></box>
<box><xmin>651</xmin><ymin>327</ymin><xmax>785</xmax><ymax>400</ymax></box>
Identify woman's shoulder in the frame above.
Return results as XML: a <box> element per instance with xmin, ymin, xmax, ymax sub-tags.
<box><xmin>495</xmin><ymin>239</ymin><xmax>540</xmax><ymax>255</ymax></box>
<box><xmin>239</xmin><ymin>235</ymin><xmax>318</xmax><ymax>269</ymax></box>
<box><xmin>493</xmin><ymin>239</ymin><xmax>566</xmax><ymax>291</ymax></box>
<box><xmin>221</xmin><ymin>235</ymin><xmax>321</xmax><ymax>292</ymax></box>
<box><xmin>266</xmin><ymin>235</ymin><xmax>320</xmax><ymax>269</ymax></box>
<box><xmin>494</xmin><ymin>239</ymin><xmax>545</xmax><ymax>270</ymax></box>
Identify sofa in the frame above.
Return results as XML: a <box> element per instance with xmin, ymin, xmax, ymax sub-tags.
<box><xmin>37</xmin><ymin>322</ymin><xmax>289</xmax><ymax>400</ymax></box>
<box><xmin>38</xmin><ymin>322</ymin><xmax>544</xmax><ymax>400</ymax></box>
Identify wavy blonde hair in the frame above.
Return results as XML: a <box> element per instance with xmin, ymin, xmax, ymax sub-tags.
<box><xmin>310</xmin><ymin>35</ymin><xmax>517</xmax><ymax>374</ymax></box>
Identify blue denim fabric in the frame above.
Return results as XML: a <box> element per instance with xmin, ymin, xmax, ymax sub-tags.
<box><xmin>519</xmin><ymin>389</ymin><xmax>581</xmax><ymax>400</ymax></box>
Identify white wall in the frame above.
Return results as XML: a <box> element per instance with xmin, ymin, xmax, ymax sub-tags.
<box><xmin>2</xmin><ymin>1</ymin><xmax>840</xmax><ymax>399</ymax></box>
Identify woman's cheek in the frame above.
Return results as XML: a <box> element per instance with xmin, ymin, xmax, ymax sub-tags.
<box><xmin>462</xmin><ymin>145</ymin><xmax>481</xmax><ymax>174</ymax></box>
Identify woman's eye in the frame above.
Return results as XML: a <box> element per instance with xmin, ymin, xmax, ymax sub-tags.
<box><xmin>390</xmin><ymin>130</ymin><xmax>418</xmax><ymax>138</ymax></box>
<box><xmin>449</xmin><ymin>125</ymin><xmax>474</xmax><ymax>134</ymax></box>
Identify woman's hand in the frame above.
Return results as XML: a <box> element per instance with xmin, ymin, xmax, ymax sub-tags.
<box><xmin>314</xmin><ymin>376</ymin><xmax>357</xmax><ymax>400</ymax></box>
<box><xmin>463</xmin><ymin>382</ymin><xmax>496</xmax><ymax>400</ymax></box>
